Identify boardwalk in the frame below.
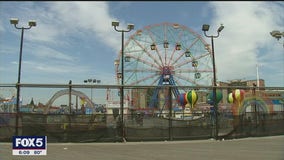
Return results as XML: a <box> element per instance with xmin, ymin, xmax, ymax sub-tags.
<box><xmin>1</xmin><ymin>135</ymin><xmax>284</xmax><ymax>160</ymax></box>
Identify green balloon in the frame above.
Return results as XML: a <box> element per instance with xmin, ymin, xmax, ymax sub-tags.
<box><xmin>186</xmin><ymin>90</ymin><xmax>198</xmax><ymax>107</ymax></box>
<box><xmin>208</xmin><ymin>90</ymin><xmax>223</xmax><ymax>105</ymax></box>
<box><xmin>227</xmin><ymin>93</ymin><xmax>234</xmax><ymax>103</ymax></box>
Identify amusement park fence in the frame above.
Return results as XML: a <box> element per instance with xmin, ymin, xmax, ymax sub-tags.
<box><xmin>0</xmin><ymin>83</ymin><xmax>284</xmax><ymax>142</ymax></box>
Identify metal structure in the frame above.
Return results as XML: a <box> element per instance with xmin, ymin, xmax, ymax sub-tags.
<box><xmin>115</xmin><ymin>22</ymin><xmax>212</xmax><ymax>108</ymax></box>
<box><xmin>202</xmin><ymin>23</ymin><xmax>224</xmax><ymax>140</ymax></box>
<box><xmin>10</xmin><ymin>18</ymin><xmax>36</xmax><ymax>136</ymax></box>
<box><xmin>44</xmin><ymin>89</ymin><xmax>95</xmax><ymax>114</ymax></box>
<box><xmin>0</xmin><ymin>83</ymin><xmax>283</xmax><ymax>142</ymax></box>
<box><xmin>270</xmin><ymin>30</ymin><xmax>284</xmax><ymax>48</ymax></box>
<box><xmin>112</xmin><ymin>21</ymin><xmax>134</xmax><ymax>141</ymax></box>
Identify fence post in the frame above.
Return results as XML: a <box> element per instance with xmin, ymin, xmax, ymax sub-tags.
<box><xmin>168</xmin><ymin>86</ymin><xmax>173</xmax><ymax>141</ymax></box>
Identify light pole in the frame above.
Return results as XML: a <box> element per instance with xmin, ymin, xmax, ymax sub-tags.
<box><xmin>83</xmin><ymin>78</ymin><xmax>101</xmax><ymax>102</ymax></box>
<box><xmin>252</xmin><ymin>83</ymin><xmax>257</xmax><ymax>128</ymax></box>
<box><xmin>270</xmin><ymin>30</ymin><xmax>284</xmax><ymax>48</ymax></box>
<box><xmin>10</xmin><ymin>18</ymin><xmax>36</xmax><ymax>136</ymax></box>
<box><xmin>69</xmin><ymin>80</ymin><xmax>72</xmax><ymax>114</ymax></box>
<box><xmin>112</xmin><ymin>21</ymin><xmax>134</xmax><ymax>141</ymax></box>
<box><xmin>202</xmin><ymin>24</ymin><xmax>224</xmax><ymax>140</ymax></box>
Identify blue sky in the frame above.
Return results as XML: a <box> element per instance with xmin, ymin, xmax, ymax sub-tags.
<box><xmin>0</xmin><ymin>1</ymin><xmax>284</xmax><ymax>88</ymax></box>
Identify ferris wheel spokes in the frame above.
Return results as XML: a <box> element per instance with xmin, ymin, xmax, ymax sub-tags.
<box><xmin>127</xmin><ymin>73</ymin><xmax>157</xmax><ymax>86</ymax></box>
<box><xmin>124</xmin><ymin>53</ymin><xmax>160</xmax><ymax>70</ymax></box>
<box><xmin>130</xmin><ymin>38</ymin><xmax>164</xmax><ymax>67</ymax></box>
<box><xmin>173</xmin><ymin>52</ymin><xmax>210</xmax><ymax>69</ymax></box>
<box><xmin>117</xmin><ymin>22</ymin><xmax>213</xmax><ymax>107</ymax></box>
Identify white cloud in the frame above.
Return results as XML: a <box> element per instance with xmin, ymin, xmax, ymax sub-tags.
<box><xmin>0</xmin><ymin>2</ymin><xmax>123</xmax><ymax>84</ymax></box>
<box><xmin>209</xmin><ymin>1</ymin><xmax>284</xmax><ymax>86</ymax></box>
<box><xmin>48</xmin><ymin>1</ymin><xmax>122</xmax><ymax>52</ymax></box>
<box><xmin>29</xmin><ymin>45</ymin><xmax>75</xmax><ymax>61</ymax></box>
<box><xmin>12</xmin><ymin>2</ymin><xmax>122</xmax><ymax>53</ymax></box>
<box><xmin>1</xmin><ymin>1</ymin><xmax>283</xmax><ymax>87</ymax></box>
<box><xmin>0</xmin><ymin>20</ymin><xmax>4</xmax><ymax>32</ymax></box>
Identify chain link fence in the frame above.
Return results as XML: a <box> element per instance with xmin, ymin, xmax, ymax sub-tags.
<box><xmin>0</xmin><ymin>84</ymin><xmax>284</xmax><ymax>142</ymax></box>
<box><xmin>1</xmin><ymin>111</ymin><xmax>284</xmax><ymax>142</ymax></box>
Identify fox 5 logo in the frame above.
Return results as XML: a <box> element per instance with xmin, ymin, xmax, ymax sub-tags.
<box><xmin>13</xmin><ymin>136</ymin><xmax>46</xmax><ymax>149</ymax></box>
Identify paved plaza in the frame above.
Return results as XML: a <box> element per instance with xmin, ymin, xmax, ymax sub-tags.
<box><xmin>1</xmin><ymin>135</ymin><xmax>284</xmax><ymax>160</ymax></box>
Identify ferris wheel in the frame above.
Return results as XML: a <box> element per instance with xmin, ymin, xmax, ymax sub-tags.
<box><xmin>114</xmin><ymin>22</ymin><xmax>213</xmax><ymax>107</ymax></box>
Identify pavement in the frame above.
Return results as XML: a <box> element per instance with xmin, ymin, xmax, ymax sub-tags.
<box><xmin>1</xmin><ymin>135</ymin><xmax>284</xmax><ymax>160</ymax></box>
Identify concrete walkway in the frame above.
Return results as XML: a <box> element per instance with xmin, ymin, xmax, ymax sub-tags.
<box><xmin>1</xmin><ymin>135</ymin><xmax>284</xmax><ymax>160</ymax></box>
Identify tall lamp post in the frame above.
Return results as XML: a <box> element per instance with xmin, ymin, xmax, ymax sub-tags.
<box><xmin>112</xmin><ymin>21</ymin><xmax>134</xmax><ymax>141</ymax></box>
<box><xmin>84</xmin><ymin>78</ymin><xmax>101</xmax><ymax>102</ymax></box>
<box><xmin>10</xmin><ymin>18</ymin><xmax>36</xmax><ymax>136</ymax></box>
<box><xmin>202</xmin><ymin>24</ymin><xmax>224</xmax><ymax>140</ymax></box>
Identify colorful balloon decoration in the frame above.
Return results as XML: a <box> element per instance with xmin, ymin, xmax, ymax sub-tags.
<box><xmin>232</xmin><ymin>89</ymin><xmax>245</xmax><ymax>107</ymax></box>
<box><xmin>186</xmin><ymin>90</ymin><xmax>198</xmax><ymax>109</ymax></box>
<box><xmin>177</xmin><ymin>93</ymin><xmax>187</xmax><ymax>109</ymax></box>
<box><xmin>227</xmin><ymin>93</ymin><xmax>234</xmax><ymax>104</ymax></box>
<box><xmin>207</xmin><ymin>90</ymin><xmax>223</xmax><ymax>105</ymax></box>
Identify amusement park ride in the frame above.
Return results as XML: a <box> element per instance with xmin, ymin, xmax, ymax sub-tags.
<box><xmin>0</xmin><ymin>22</ymin><xmax>214</xmax><ymax>115</ymax></box>
<box><xmin>2</xmin><ymin>21</ymin><xmax>282</xmax><ymax>143</ymax></box>
<box><xmin>4</xmin><ymin>22</ymin><xmax>275</xmax><ymax>116</ymax></box>
<box><xmin>113</xmin><ymin>22</ymin><xmax>213</xmax><ymax>112</ymax></box>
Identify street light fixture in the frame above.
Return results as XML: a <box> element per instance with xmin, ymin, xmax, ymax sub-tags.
<box><xmin>202</xmin><ymin>23</ymin><xmax>224</xmax><ymax>140</ymax></box>
<box><xmin>84</xmin><ymin>78</ymin><xmax>101</xmax><ymax>102</ymax></box>
<box><xmin>112</xmin><ymin>21</ymin><xmax>134</xmax><ymax>141</ymax></box>
<box><xmin>10</xmin><ymin>18</ymin><xmax>36</xmax><ymax>136</ymax></box>
<box><xmin>270</xmin><ymin>30</ymin><xmax>284</xmax><ymax>48</ymax></box>
<box><xmin>202</xmin><ymin>24</ymin><xmax>210</xmax><ymax>32</ymax></box>
<box><xmin>270</xmin><ymin>30</ymin><xmax>283</xmax><ymax>40</ymax></box>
